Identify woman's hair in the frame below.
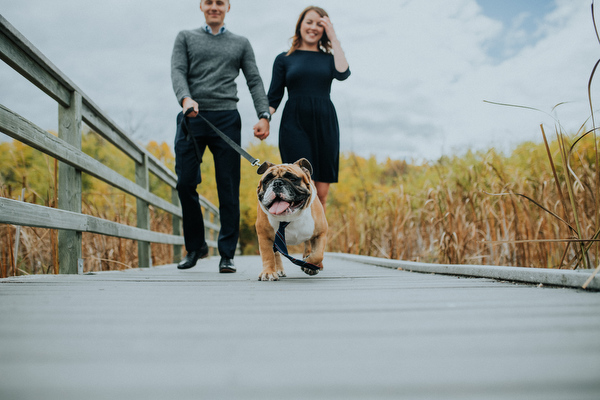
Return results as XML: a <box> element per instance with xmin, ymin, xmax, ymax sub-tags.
<box><xmin>287</xmin><ymin>6</ymin><xmax>331</xmax><ymax>55</ymax></box>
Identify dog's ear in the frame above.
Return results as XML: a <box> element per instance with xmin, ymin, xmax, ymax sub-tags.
<box><xmin>257</xmin><ymin>161</ymin><xmax>274</xmax><ymax>175</ymax></box>
<box><xmin>295</xmin><ymin>158</ymin><xmax>313</xmax><ymax>176</ymax></box>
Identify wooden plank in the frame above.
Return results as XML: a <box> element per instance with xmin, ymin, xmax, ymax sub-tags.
<box><xmin>0</xmin><ymin>197</ymin><xmax>87</xmax><ymax>231</ymax></box>
<box><xmin>0</xmin><ymin>17</ymin><xmax>72</xmax><ymax>107</ymax></box>
<box><xmin>81</xmin><ymin>103</ymin><xmax>143</xmax><ymax>164</ymax></box>
<box><xmin>0</xmin><ymin>105</ymin><xmax>182</xmax><ymax>218</ymax></box>
<box><xmin>171</xmin><ymin>188</ymin><xmax>183</xmax><ymax>263</ymax></box>
<box><xmin>58</xmin><ymin>91</ymin><xmax>83</xmax><ymax>274</ymax></box>
<box><xmin>2</xmin><ymin>263</ymin><xmax>599</xmax><ymax>399</ymax></box>
<box><xmin>146</xmin><ymin>151</ymin><xmax>177</xmax><ymax>189</ymax></box>
<box><xmin>0</xmin><ymin>197</ymin><xmax>184</xmax><ymax>245</ymax></box>
<box><xmin>136</xmin><ymin>153</ymin><xmax>151</xmax><ymax>268</ymax></box>
<box><xmin>331</xmin><ymin>253</ymin><xmax>600</xmax><ymax>291</ymax></box>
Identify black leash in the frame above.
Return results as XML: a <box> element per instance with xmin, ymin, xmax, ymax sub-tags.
<box><xmin>273</xmin><ymin>222</ymin><xmax>321</xmax><ymax>272</ymax></box>
<box><xmin>181</xmin><ymin>107</ymin><xmax>261</xmax><ymax>167</ymax></box>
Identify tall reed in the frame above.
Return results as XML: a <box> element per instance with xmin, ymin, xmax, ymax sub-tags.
<box><xmin>327</xmin><ymin>135</ymin><xmax>598</xmax><ymax>270</ymax></box>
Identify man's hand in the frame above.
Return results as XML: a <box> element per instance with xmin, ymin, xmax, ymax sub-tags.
<box><xmin>182</xmin><ymin>97</ymin><xmax>199</xmax><ymax>117</ymax></box>
<box><xmin>253</xmin><ymin>119</ymin><xmax>270</xmax><ymax>140</ymax></box>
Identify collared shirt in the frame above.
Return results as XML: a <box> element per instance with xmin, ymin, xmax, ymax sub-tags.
<box><xmin>202</xmin><ymin>23</ymin><xmax>227</xmax><ymax>36</ymax></box>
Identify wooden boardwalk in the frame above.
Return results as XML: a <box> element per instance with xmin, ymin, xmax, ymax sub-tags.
<box><xmin>1</xmin><ymin>255</ymin><xmax>599</xmax><ymax>400</ymax></box>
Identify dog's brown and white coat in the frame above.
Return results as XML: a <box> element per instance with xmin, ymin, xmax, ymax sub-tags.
<box><xmin>255</xmin><ymin>159</ymin><xmax>328</xmax><ymax>281</ymax></box>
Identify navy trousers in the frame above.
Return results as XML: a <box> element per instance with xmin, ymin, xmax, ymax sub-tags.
<box><xmin>174</xmin><ymin>110</ymin><xmax>241</xmax><ymax>259</ymax></box>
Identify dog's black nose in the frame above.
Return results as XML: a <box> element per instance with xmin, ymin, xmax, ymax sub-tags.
<box><xmin>272</xmin><ymin>179</ymin><xmax>284</xmax><ymax>188</ymax></box>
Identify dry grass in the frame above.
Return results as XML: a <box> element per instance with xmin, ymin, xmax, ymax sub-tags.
<box><xmin>326</xmin><ymin>126</ymin><xmax>598</xmax><ymax>270</ymax></box>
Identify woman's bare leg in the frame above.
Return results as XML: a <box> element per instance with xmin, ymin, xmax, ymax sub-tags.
<box><xmin>314</xmin><ymin>181</ymin><xmax>330</xmax><ymax>214</ymax></box>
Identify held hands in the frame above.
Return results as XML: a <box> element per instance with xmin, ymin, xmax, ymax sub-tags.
<box><xmin>184</xmin><ymin>96</ymin><xmax>269</xmax><ymax>140</ymax></box>
<box><xmin>253</xmin><ymin>119</ymin><xmax>270</xmax><ymax>141</ymax></box>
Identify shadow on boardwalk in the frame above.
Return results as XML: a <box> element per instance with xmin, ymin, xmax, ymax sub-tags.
<box><xmin>1</xmin><ymin>255</ymin><xmax>599</xmax><ymax>400</ymax></box>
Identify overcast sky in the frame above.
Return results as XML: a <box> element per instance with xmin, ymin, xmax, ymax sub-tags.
<box><xmin>1</xmin><ymin>0</ymin><xmax>599</xmax><ymax>161</ymax></box>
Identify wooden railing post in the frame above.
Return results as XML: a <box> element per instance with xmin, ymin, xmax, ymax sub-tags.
<box><xmin>58</xmin><ymin>91</ymin><xmax>82</xmax><ymax>274</ymax></box>
<box><xmin>171</xmin><ymin>188</ymin><xmax>182</xmax><ymax>263</ymax></box>
<box><xmin>136</xmin><ymin>153</ymin><xmax>151</xmax><ymax>268</ymax></box>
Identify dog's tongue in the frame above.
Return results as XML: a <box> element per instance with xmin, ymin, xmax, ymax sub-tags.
<box><xmin>269</xmin><ymin>200</ymin><xmax>290</xmax><ymax>215</ymax></box>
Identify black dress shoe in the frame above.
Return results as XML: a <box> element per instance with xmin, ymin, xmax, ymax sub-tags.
<box><xmin>177</xmin><ymin>244</ymin><xmax>209</xmax><ymax>270</ymax></box>
<box><xmin>219</xmin><ymin>257</ymin><xmax>236</xmax><ymax>273</ymax></box>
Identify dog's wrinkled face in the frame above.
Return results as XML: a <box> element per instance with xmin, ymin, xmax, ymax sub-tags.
<box><xmin>257</xmin><ymin>159</ymin><xmax>313</xmax><ymax>217</ymax></box>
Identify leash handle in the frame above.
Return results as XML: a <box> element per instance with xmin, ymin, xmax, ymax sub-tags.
<box><xmin>181</xmin><ymin>107</ymin><xmax>203</xmax><ymax>164</ymax></box>
<box><xmin>181</xmin><ymin>107</ymin><xmax>195</xmax><ymax>139</ymax></box>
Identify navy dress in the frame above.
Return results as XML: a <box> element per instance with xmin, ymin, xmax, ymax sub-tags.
<box><xmin>267</xmin><ymin>50</ymin><xmax>350</xmax><ymax>183</ymax></box>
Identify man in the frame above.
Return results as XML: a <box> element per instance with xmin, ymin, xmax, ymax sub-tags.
<box><xmin>171</xmin><ymin>0</ymin><xmax>271</xmax><ymax>272</ymax></box>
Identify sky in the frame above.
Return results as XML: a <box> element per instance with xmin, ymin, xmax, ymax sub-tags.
<box><xmin>1</xmin><ymin>0</ymin><xmax>599</xmax><ymax>162</ymax></box>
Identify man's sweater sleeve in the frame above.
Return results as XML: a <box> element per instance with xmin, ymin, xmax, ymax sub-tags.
<box><xmin>171</xmin><ymin>31</ymin><xmax>191</xmax><ymax>106</ymax></box>
<box><xmin>240</xmin><ymin>39</ymin><xmax>269</xmax><ymax>117</ymax></box>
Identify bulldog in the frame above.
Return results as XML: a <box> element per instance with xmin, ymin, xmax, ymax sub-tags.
<box><xmin>255</xmin><ymin>158</ymin><xmax>328</xmax><ymax>281</ymax></box>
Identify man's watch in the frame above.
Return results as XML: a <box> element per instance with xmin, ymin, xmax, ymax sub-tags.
<box><xmin>259</xmin><ymin>111</ymin><xmax>271</xmax><ymax>122</ymax></box>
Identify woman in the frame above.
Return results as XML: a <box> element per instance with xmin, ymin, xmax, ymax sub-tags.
<box><xmin>267</xmin><ymin>6</ymin><xmax>350</xmax><ymax>213</ymax></box>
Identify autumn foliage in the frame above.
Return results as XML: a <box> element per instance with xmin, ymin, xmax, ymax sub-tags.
<box><xmin>1</xmin><ymin>126</ymin><xmax>598</xmax><ymax>276</ymax></box>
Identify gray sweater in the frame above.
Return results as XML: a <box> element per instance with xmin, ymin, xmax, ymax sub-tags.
<box><xmin>171</xmin><ymin>28</ymin><xmax>269</xmax><ymax>117</ymax></box>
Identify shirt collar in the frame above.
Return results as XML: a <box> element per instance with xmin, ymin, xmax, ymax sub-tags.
<box><xmin>203</xmin><ymin>23</ymin><xmax>227</xmax><ymax>35</ymax></box>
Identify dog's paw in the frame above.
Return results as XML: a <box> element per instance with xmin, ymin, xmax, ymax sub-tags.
<box><xmin>277</xmin><ymin>270</ymin><xmax>286</xmax><ymax>278</ymax></box>
<box><xmin>301</xmin><ymin>267</ymin><xmax>320</xmax><ymax>276</ymax></box>
<box><xmin>258</xmin><ymin>271</ymin><xmax>280</xmax><ymax>281</ymax></box>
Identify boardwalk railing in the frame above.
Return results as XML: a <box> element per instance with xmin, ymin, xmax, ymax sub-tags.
<box><xmin>0</xmin><ymin>15</ymin><xmax>220</xmax><ymax>273</ymax></box>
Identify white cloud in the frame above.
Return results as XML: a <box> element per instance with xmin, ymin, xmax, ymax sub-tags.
<box><xmin>336</xmin><ymin>0</ymin><xmax>600</xmax><ymax>160</ymax></box>
<box><xmin>1</xmin><ymin>0</ymin><xmax>598</xmax><ymax>162</ymax></box>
